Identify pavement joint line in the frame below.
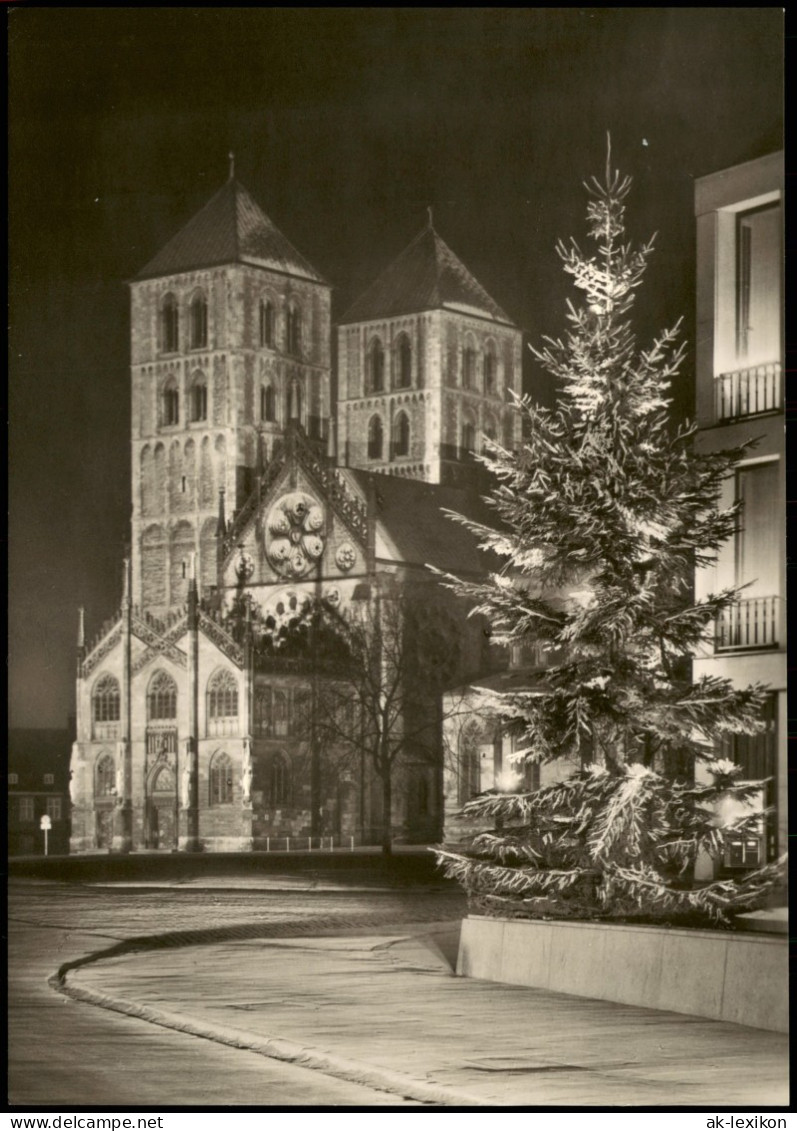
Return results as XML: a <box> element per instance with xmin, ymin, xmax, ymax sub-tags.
<box><xmin>47</xmin><ymin>918</ymin><xmax>491</xmax><ymax>1109</ymax></box>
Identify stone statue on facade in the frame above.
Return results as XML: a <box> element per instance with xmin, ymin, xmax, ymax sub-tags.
<box><xmin>241</xmin><ymin>737</ymin><xmax>253</xmax><ymax>806</ymax></box>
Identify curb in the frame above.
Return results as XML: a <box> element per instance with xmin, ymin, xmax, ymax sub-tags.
<box><xmin>49</xmin><ymin>918</ymin><xmax>491</xmax><ymax>1109</ymax></box>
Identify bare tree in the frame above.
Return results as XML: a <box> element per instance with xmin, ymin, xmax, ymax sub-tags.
<box><xmin>311</xmin><ymin>581</ymin><xmax>471</xmax><ymax>855</ymax></box>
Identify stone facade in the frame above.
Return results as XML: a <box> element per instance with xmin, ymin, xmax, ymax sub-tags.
<box><xmin>69</xmin><ymin>175</ymin><xmax>517</xmax><ymax>853</ymax></box>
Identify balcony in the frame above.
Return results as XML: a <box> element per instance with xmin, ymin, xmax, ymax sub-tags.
<box><xmin>714</xmin><ymin>362</ymin><xmax>782</xmax><ymax>421</ymax></box>
<box><xmin>715</xmin><ymin>597</ymin><xmax>780</xmax><ymax>652</ymax></box>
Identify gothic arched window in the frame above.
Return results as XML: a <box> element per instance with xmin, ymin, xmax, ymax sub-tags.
<box><xmin>261</xmin><ymin>384</ymin><xmax>276</xmax><ymax>423</ymax></box>
<box><xmin>393</xmin><ymin>412</ymin><xmax>410</xmax><ymax>457</ymax></box>
<box><xmin>207</xmin><ymin>669</ymin><xmax>239</xmax><ymax>719</ymax></box>
<box><xmin>367</xmin><ymin>415</ymin><xmax>384</xmax><ymax>460</ymax></box>
<box><xmin>190</xmin><ymin>373</ymin><xmax>208</xmax><ymax>422</ymax></box>
<box><xmin>163</xmin><ymin>379</ymin><xmax>180</xmax><ymax>426</ymax></box>
<box><xmin>270</xmin><ymin>753</ymin><xmax>290</xmax><ymax>807</ymax></box>
<box><xmin>483</xmin><ymin>415</ymin><xmax>497</xmax><ymax>451</ymax></box>
<box><xmin>160</xmin><ymin>293</ymin><xmax>179</xmax><ymax>353</ymax></box>
<box><xmin>273</xmin><ymin>689</ymin><xmax>289</xmax><ymax>737</ymax></box>
<box><xmin>254</xmin><ymin>686</ymin><xmax>272</xmax><ymax>737</ymax></box>
<box><xmin>95</xmin><ymin>753</ymin><xmax>116</xmax><ymax>797</ymax></box>
<box><xmin>259</xmin><ymin>300</ymin><xmax>274</xmax><ymax>348</ymax></box>
<box><xmin>92</xmin><ymin>674</ymin><xmax>120</xmax><ymax>723</ymax></box>
<box><xmin>368</xmin><ymin>338</ymin><xmax>385</xmax><ymax>393</ymax></box>
<box><xmin>147</xmin><ymin>670</ymin><xmax>177</xmax><ymax>721</ymax></box>
<box><xmin>461</xmin><ymin>416</ymin><xmax>476</xmax><ymax>455</ymax></box>
<box><xmin>395</xmin><ymin>334</ymin><xmax>412</xmax><ymax>388</ymax></box>
<box><xmin>209</xmin><ymin>752</ymin><xmax>234</xmax><ymax>805</ymax></box>
<box><xmin>189</xmin><ymin>292</ymin><xmax>208</xmax><ymax>349</ymax></box>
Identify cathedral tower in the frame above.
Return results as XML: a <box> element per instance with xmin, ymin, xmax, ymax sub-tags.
<box><xmin>129</xmin><ymin>166</ymin><xmax>331</xmax><ymax>613</ymax></box>
<box><xmin>336</xmin><ymin>216</ymin><xmax>522</xmax><ymax>485</ymax></box>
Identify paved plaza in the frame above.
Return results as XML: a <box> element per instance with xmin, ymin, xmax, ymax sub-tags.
<box><xmin>8</xmin><ymin>871</ymin><xmax>790</xmax><ymax>1108</ymax></box>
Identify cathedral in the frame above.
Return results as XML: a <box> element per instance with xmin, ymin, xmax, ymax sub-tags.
<box><xmin>69</xmin><ymin>167</ymin><xmax>522</xmax><ymax>852</ymax></box>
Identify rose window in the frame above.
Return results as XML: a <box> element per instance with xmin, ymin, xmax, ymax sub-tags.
<box><xmin>265</xmin><ymin>492</ymin><xmax>325</xmax><ymax>578</ymax></box>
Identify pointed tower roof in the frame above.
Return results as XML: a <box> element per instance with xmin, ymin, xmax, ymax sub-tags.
<box><xmin>136</xmin><ymin>177</ymin><xmax>326</xmax><ymax>284</ymax></box>
<box><xmin>340</xmin><ymin>218</ymin><xmax>514</xmax><ymax>326</ymax></box>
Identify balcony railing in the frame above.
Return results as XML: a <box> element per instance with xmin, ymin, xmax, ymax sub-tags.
<box><xmin>715</xmin><ymin>597</ymin><xmax>780</xmax><ymax>652</ymax></box>
<box><xmin>714</xmin><ymin>362</ymin><xmax>782</xmax><ymax>421</ymax></box>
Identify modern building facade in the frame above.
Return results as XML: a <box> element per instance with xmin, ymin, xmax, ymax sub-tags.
<box><xmin>69</xmin><ymin>171</ymin><xmax>518</xmax><ymax>853</ymax></box>
<box><xmin>693</xmin><ymin>151</ymin><xmax>785</xmax><ymax>870</ymax></box>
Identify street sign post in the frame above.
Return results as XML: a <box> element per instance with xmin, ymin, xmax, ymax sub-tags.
<box><xmin>40</xmin><ymin>813</ymin><xmax>52</xmax><ymax>856</ymax></box>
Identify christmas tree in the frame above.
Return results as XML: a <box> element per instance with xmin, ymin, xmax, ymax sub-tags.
<box><xmin>435</xmin><ymin>144</ymin><xmax>784</xmax><ymax>926</ymax></box>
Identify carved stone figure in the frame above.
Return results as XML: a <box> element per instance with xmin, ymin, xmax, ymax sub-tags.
<box><xmin>265</xmin><ymin>492</ymin><xmax>326</xmax><ymax>578</ymax></box>
<box><xmin>241</xmin><ymin>738</ymin><xmax>253</xmax><ymax>806</ymax></box>
<box><xmin>181</xmin><ymin>762</ymin><xmax>193</xmax><ymax>811</ymax></box>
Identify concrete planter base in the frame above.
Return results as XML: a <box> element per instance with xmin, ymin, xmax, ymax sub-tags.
<box><xmin>458</xmin><ymin>915</ymin><xmax>788</xmax><ymax>1032</ymax></box>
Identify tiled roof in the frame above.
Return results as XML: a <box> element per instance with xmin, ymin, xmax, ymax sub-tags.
<box><xmin>349</xmin><ymin>470</ymin><xmax>498</xmax><ymax>575</ymax></box>
<box><xmin>136</xmin><ymin>178</ymin><xmax>325</xmax><ymax>283</ymax></box>
<box><xmin>340</xmin><ymin>222</ymin><xmax>514</xmax><ymax>326</ymax></box>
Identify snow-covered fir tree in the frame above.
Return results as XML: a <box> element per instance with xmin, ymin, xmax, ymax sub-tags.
<box><xmin>436</xmin><ymin>145</ymin><xmax>785</xmax><ymax>925</ymax></box>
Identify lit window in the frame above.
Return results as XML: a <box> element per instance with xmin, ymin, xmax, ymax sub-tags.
<box><xmin>19</xmin><ymin>797</ymin><xmax>35</xmax><ymax>822</ymax></box>
<box><xmin>47</xmin><ymin>796</ymin><xmax>62</xmax><ymax>821</ymax></box>
<box><xmin>367</xmin><ymin>415</ymin><xmax>384</xmax><ymax>460</ymax></box>
<box><xmin>92</xmin><ymin>674</ymin><xmax>120</xmax><ymax>723</ymax></box>
<box><xmin>189</xmin><ymin>293</ymin><xmax>208</xmax><ymax>349</ymax></box>
<box><xmin>260</xmin><ymin>300</ymin><xmax>274</xmax><ymax>348</ymax></box>
<box><xmin>44</xmin><ymin>773</ymin><xmax>54</xmax><ymax>785</ymax></box>
<box><xmin>208</xmin><ymin>669</ymin><xmax>239</xmax><ymax>719</ymax></box>
<box><xmin>209</xmin><ymin>752</ymin><xmax>234</xmax><ymax>805</ymax></box>
<box><xmin>736</xmin><ymin>203</ymin><xmax>781</xmax><ymax>365</ymax></box>
<box><xmin>160</xmin><ymin>294</ymin><xmax>179</xmax><ymax>353</ymax></box>
<box><xmin>8</xmin><ymin>773</ymin><xmax>18</xmax><ymax>785</ymax></box>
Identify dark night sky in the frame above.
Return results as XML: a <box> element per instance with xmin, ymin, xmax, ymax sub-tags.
<box><xmin>8</xmin><ymin>8</ymin><xmax>783</xmax><ymax>728</ymax></box>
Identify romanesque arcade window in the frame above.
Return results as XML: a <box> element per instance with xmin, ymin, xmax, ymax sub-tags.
<box><xmin>163</xmin><ymin>379</ymin><xmax>180</xmax><ymax>426</ymax></box>
<box><xmin>287</xmin><ymin>304</ymin><xmax>302</xmax><ymax>356</ymax></box>
<box><xmin>395</xmin><ymin>334</ymin><xmax>412</xmax><ymax>389</ymax></box>
<box><xmin>259</xmin><ymin>300</ymin><xmax>274</xmax><ymax>348</ymax></box>
<box><xmin>483</xmin><ymin>344</ymin><xmax>496</xmax><ymax>395</ymax></box>
<box><xmin>189</xmin><ymin>292</ymin><xmax>208</xmax><ymax>349</ymax></box>
<box><xmin>160</xmin><ymin>294</ymin><xmax>179</xmax><ymax>353</ymax></box>
<box><xmin>367</xmin><ymin>415</ymin><xmax>384</xmax><ymax>460</ymax></box>
<box><xmin>368</xmin><ymin>338</ymin><xmax>385</xmax><ymax>393</ymax></box>
<box><xmin>209</xmin><ymin>752</ymin><xmax>234</xmax><ymax>805</ymax></box>
<box><xmin>191</xmin><ymin>374</ymin><xmax>208</xmax><ymax>422</ymax></box>
<box><xmin>261</xmin><ymin>384</ymin><xmax>276</xmax><ymax>423</ymax></box>
<box><xmin>462</xmin><ymin>339</ymin><xmax>477</xmax><ymax>389</ymax></box>
<box><xmin>393</xmin><ymin>412</ymin><xmax>410</xmax><ymax>457</ymax></box>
